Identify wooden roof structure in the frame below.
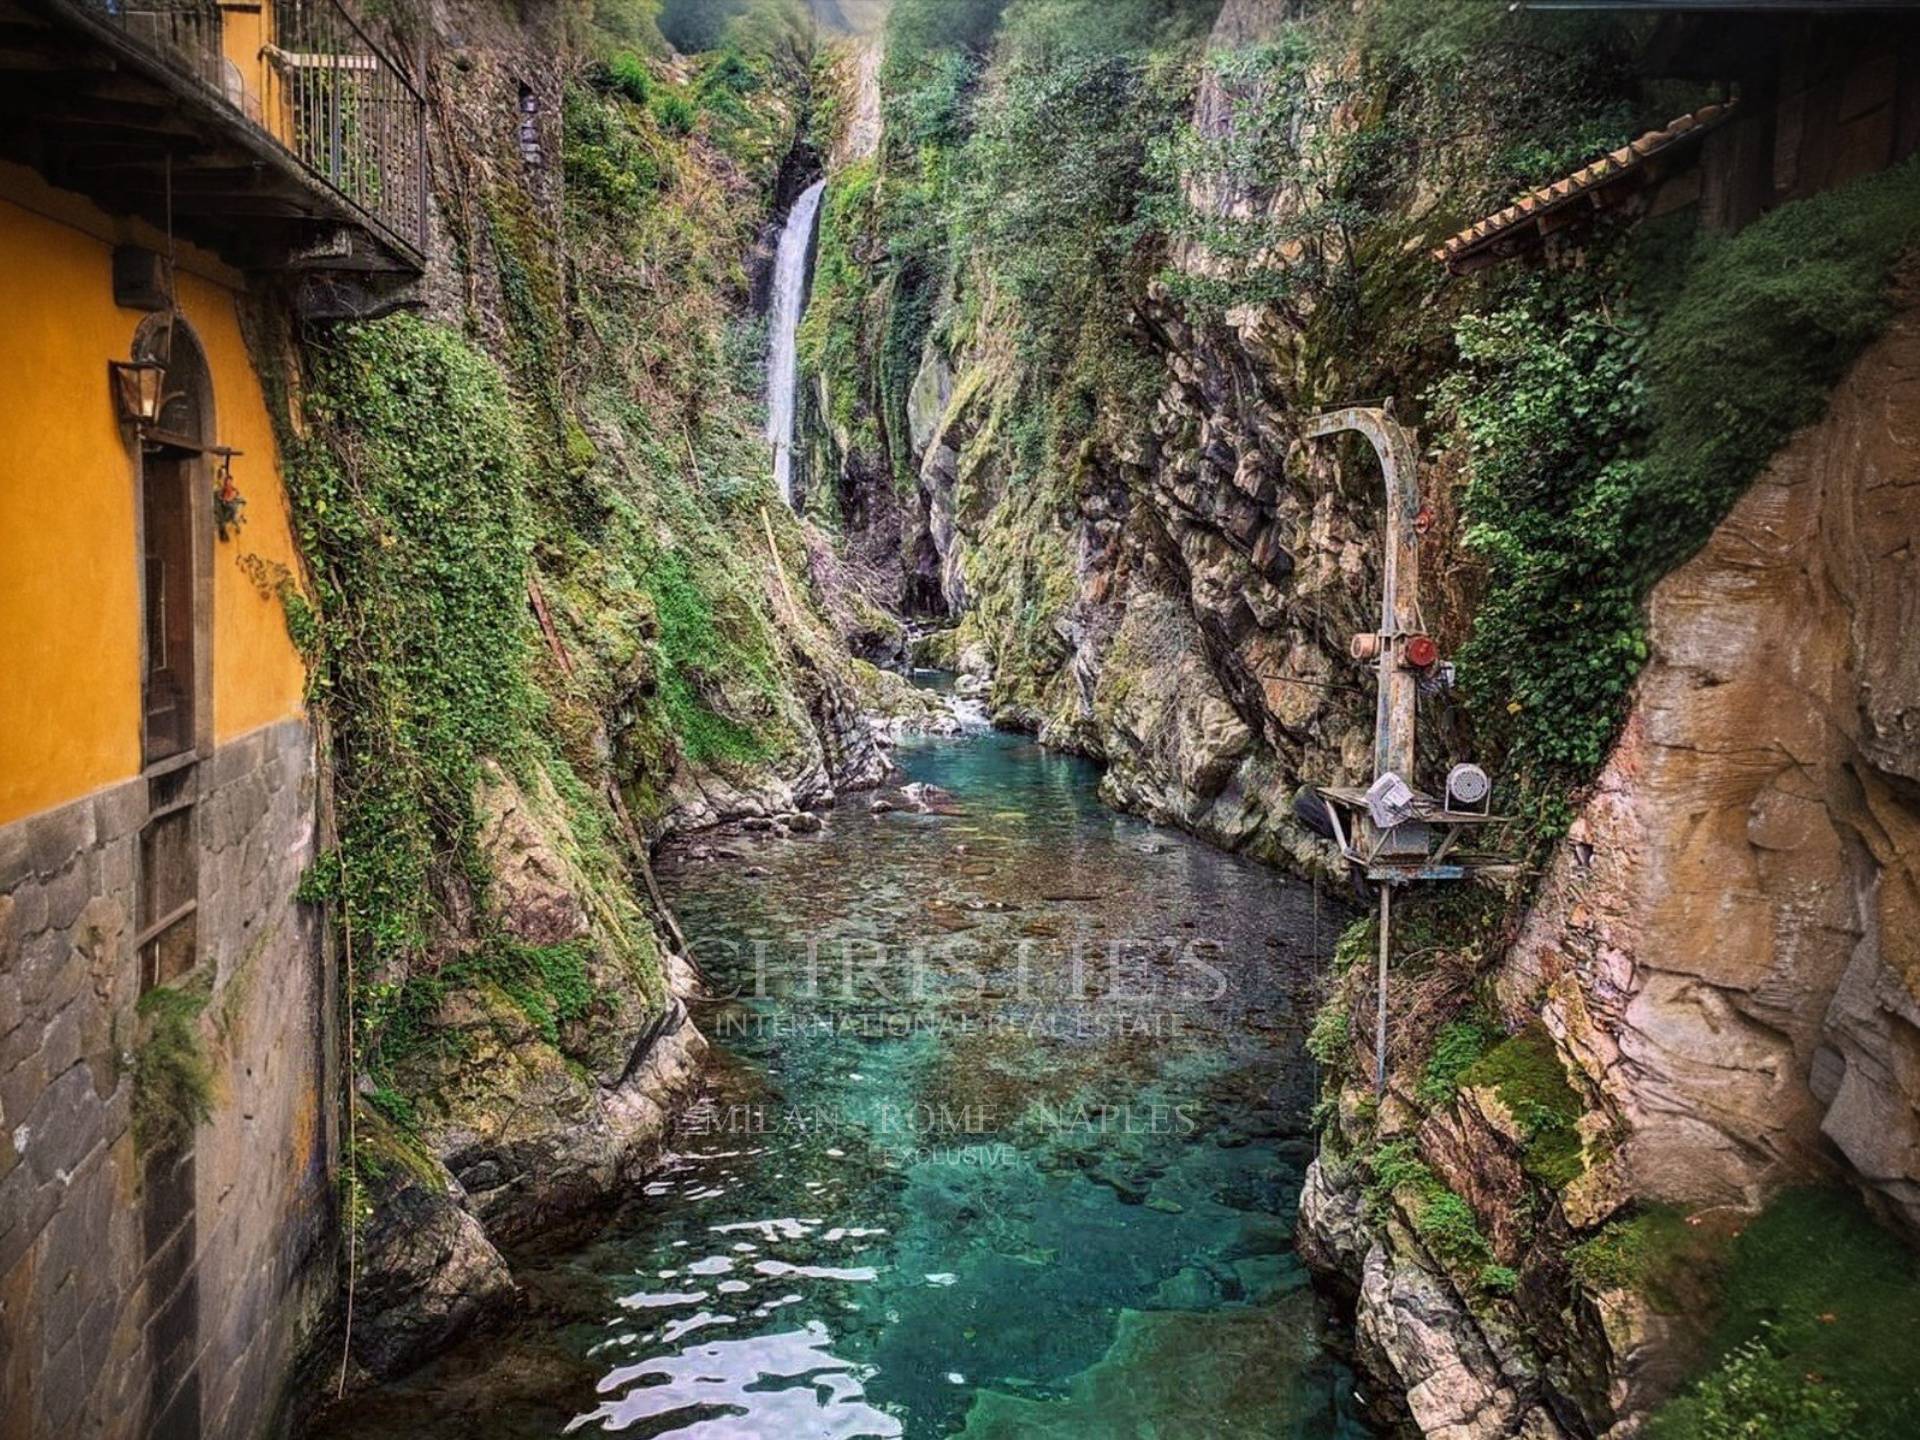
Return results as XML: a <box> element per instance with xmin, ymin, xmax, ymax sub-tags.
<box><xmin>1433</xmin><ymin>100</ymin><xmax>1738</xmax><ymax>273</ymax></box>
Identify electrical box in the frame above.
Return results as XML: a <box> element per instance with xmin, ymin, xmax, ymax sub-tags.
<box><xmin>112</xmin><ymin>246</ymin><xmax>169</xmax><ymax>311</ymax></box>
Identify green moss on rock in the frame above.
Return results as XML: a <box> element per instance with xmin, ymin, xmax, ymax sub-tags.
<box><xmin>1459</xmin><ymin>1023</ymin><xmax>1586</xmax><ymax>1188</ymax></box>
<box><xmin>1362</xmin><ymin>1138</ymin><xmax>1506</xmax><ymax>1288</ymax></box>
<box><xmin>1569</xmin><ymin>1206</ymin><xmax>1704</xmax><ymax>1308</ymax></box>
<box><xmin>1418</xmin><ymin>1014</ymin><xmax>1499</xmax><ymax>1110</ymax></box>
<box><xmin>1648</xmin><ymin>1188</ymin><xmax>1920</xmax><ymax>1440</ymax></box>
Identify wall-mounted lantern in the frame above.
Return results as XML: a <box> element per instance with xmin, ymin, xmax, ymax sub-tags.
<box><xmin>110</xmin><ymin>356</ymin><xmax>169</xmax><ymax>428</ymax></box>
<box><xmin>212</xmin><ymin>446</ymin><xmax>247</xmax><ymax>540</ymax></box>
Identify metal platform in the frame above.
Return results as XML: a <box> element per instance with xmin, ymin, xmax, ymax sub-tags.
<box><xmin>1316</xmin><ymin>784</ymin><xmax>1520</xmax><ymax>883</ymax></box>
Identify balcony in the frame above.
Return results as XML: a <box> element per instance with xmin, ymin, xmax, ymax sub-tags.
<box><xmin>1</xmin><ymin>0</ymin><xmax>425</xmax><ymax>288</ymax></box>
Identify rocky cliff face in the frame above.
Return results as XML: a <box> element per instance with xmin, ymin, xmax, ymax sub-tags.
<box><xmin>1500</xmin><ymin>289</ymin><xmax>1920</xmax><ymax>1234</ymax></box>
<box><xmin>1297</xmin><ymin>294</ymin><xmax>1920</xmax><ymax>1438</ymax></box>
<box><xmin>348</xmin><ymin>763</ymin><xmax>709</xmax><ymax>1381</ymax></box>
<box><xmin>819</xmin><ymin>0</ymin><xmax>1379</xmax><ymax>868</ymax></box>
<box><xmin>803</xmin><ymin>1</ymin><xmax>1920</xmax><ymax>1433</ymax></box>
<box><xmin>288</xmin><ymin>0</ymin><xmax>929</xmax><ymax>1396</ymax></box>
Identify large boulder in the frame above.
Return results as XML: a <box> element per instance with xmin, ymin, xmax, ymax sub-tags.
<box><xmin>349</xmin><ymin>762</ymin><xmax>710</xmax><ymax>1379</ymax></box>
<box><xmin>348</xmin><ymin>1123</ymin><xmax>516</xmax><ymax>1381</ymax></box>
<box><xmin>1499</xmin><ymin>298</ymin><xmax>1920</xmax><ymax>1234</ymax></box>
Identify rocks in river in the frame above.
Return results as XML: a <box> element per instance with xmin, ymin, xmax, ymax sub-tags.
<box><xmin>1152</xmin><ymin>1266</ymin><xmax>1220</xmax><ymax>1309</ymax></box>
<box><xmin>957</xmin><ymin>1298</ymin><xmax>1332</xmax><ymax>1437</ymax></box>
<box><xmin>1231</xmin><ymin>1253</ymin><xmax>1305</xmax><ymax>1303</ymax></box>
<box><xmin>900</xmin><ymin>782</ymin><xmax>966</xmax><ymax>815</ymax></box>
<box><xmin>782</xmin><ymin>811</ymin><xmax>824</xmax><ymax>834</ymax></box>
<box><xmin>677</xmin><ymin>843</ymin><xmax>745</xmax><ymax>864</ymax></box>
<box><xmin>1092</xmin><ymin>1168</ymin><xmax>1150</xmax><ymax>1204</ymax></box>
<box><xmin>868</xmin><ymin>781</ymin><xmax>967</xmax><ymax>816</ymax></box>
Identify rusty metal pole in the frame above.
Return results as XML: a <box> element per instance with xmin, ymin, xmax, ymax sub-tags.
<box><xmin>1305</xmin><ymin>405</ymin><xmax>1422</xmax><ymax>1095</ymax></box>
<box><xmin>1304</xmin><ymin>407</ymin><xmax>1423</xmax><ymax>866</ymax></box>
<box><xmin>1303</xmin><ymin>406</ymin><xmax>1420</xmax><ymax>783</ymax></box>
<box><xmin>1376</xmin><ymin>884</ymin><xmax>1391</xmax><ymax>1093</ymax></box>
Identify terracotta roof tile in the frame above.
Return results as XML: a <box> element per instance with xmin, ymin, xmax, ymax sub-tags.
<box><xmin>1431</xmin><ymin>100</ymin><xmax>1737</xmax><ymax>266</ymax></box>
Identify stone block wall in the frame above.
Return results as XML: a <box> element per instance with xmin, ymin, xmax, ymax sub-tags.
<box><xmin>0</xmin><ymin>716</ymin><xmax>333</xmax><ymax>1438</ymax></box>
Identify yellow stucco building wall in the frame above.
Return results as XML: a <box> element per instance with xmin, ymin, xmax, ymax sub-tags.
<box><xmin>0</xmin><ymin>177</ymin><xmax>308</xmax><ymax>828</ymax></box>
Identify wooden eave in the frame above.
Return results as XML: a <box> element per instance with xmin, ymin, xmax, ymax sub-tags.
<box><xmin>1432</xmin><ymin>100</ymin><xmax>1738</xmax><ymax>275</ymax></box>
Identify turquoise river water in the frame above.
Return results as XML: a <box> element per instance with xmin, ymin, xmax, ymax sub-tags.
<box><xmin>318</xmin><ymin>726</ymin><xmax>1368</xmax><ymax>1438</ymax></box>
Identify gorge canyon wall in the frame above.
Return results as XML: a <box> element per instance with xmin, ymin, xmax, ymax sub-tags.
<box><xmin>802</xmin><ymin>1</ymin><xmax>1920</xmax><ymax>1433</ymax></box>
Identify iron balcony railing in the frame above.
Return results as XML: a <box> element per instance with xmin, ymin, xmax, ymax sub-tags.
<box><xmin>84</xmin><ymin>0</ymin><xmax>426</xmax><ymax>259</ymax></box>
<box><xmin>263</xmin><ymin>0</ymin><xmax>426</xmax><ymax>257</ymax></box>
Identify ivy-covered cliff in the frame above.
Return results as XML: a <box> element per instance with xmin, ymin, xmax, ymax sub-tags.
<box><xmin>795</xmin><ymin>1</ymin><xmax>1920</xmax><ymax>1436</ymax></box>
<box><xmin>275</xmin><ymin>0</ymin><xmax>948</xmax><ymax>1389</ymax></box>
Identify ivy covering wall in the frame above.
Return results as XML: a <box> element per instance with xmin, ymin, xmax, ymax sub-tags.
<box><xmin>277</xmin><ymin>0</ymin><xmax>853</xmax><ymax>1191</ymax></box>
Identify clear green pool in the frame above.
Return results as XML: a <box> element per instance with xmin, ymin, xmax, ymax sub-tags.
<box><xmin>318</xmin><ymin>728</ymin><xmax>1367</xmax><ymax>1438</ymax></box>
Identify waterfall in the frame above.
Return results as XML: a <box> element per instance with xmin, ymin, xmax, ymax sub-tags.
<box><xmin>767</xmin><ymin>178</ymin><xmax>827</xmax><ymax>507</ymax></box>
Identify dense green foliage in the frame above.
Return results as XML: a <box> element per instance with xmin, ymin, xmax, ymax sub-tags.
<box><xmin>1146</xmin><ymin>0</ymin><xmax>1639</xmax><ymax>395</ymax></box>
<box><xmin>1648</xmin><ymin>1190</ymin><xmax>1920</xmax><ymax>1440</ymax></box>
<box><xmin>570</xmin><ymin>1</ymin><xmax>809</xmax><ymax>415</ymax></box>
<box><xmin>1149</xmin><ymin>32</ymin><xmax>1352</xmax><ymax>322</ymax></box>
<box><xmin>644</xmin><ymin>551</ymin><xmax>780</xmax><ymax>765</ymax></box>
<box><xmin>1657</xmin><ymin>1341</ymin><xmax>1863</xmax><ymax>1440</ymax></box>
<box><xmin>132</xmin><ymin>980</ymin><xmax>214</xmax><ymax>1152</ymax></box>
<box><xmin>805</xmin><ymin>0</ymin><xmax>1217</xmax><ymax>499</ymax></box>
<box><xmin>958</xmin><ymin>0</ymin><xmax>1210</xmax><ymax>424</ymax></box>
<box><xmin>1304</xmin><ymin>983</ymin><xmax>1352</xmax><ymax>1069</ymax></box>
<box><xmin>290</xmin><ymin>316</ymin><xmax>539</xmax><ymax>1075</ymax></box>
<box><xmin>280</xmin><ymin>3</ymin><xmax>841</xmax><ymax>1194</ymax></box>
<box><xmin>284</xmin><ymin>314</ymin><xmax>657</xmax><ymax>1101</ymax></box>
<box><xmin>1440</xmin><ymin>160</ymin><xmax>1920</xmax><ymax>814</ymax></box>
<box><xmin>797</xmin><ymin>159</ymin><xmax>881</xmax><ymax>456</ymax></box>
